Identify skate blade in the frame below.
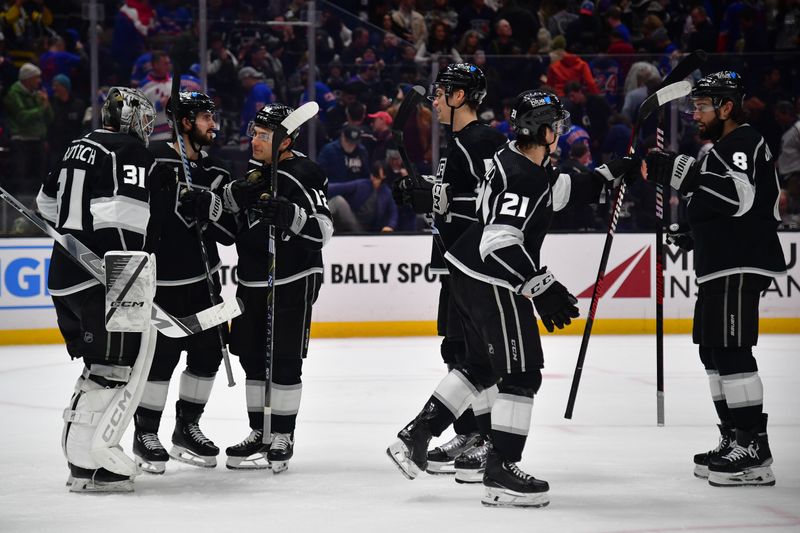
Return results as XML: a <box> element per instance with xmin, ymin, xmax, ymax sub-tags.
<box><xmin>481</xmin><ymin>486</ymin><xmax>550</xmax><ymax>508</ymax></box>
<box><xmin>386</xmin><ymin>440</ymin><xmax>421</xmax><ymax>480</ymax></box>
<box><xmin>169</xmin><ymin>445</ymin><xmax>217</xmax><ymax>468</ymax></box>
<box><xmin>69</xmin><ymin>477</ymin><xmax>134</xmax><ymax>493</ymax></box>
<box><xmin>135</xmin><ymin>456</ymin><xmax>166</xmax><ymax>475</ymax></box>
<box><xmin>693</xmin><ymin>464</ymin><xmax>709</xmax><ymax>479</ymax></box>
<box><xmin>426</xmin><ymin>460</ymin><xmax>456</xmax><ymax>475</ymax></box>
<box><xmin>226</xmin><ymin>454</ymin><xmax>271</xmax><ymax>470</ymax></box>
<box><xmin>455</xmin><ymin>468</ymin><xmax>484</xmax><ymax>484</ymax></box>
<box><xmin>271</xmin><ymin>460</ymin><xmax>289</xmax><ymax>474</ymax></box>
<box><xmin>708</xmin><ymin>465</ymin><xmax>776</xmax><ymax>487</ymax></box>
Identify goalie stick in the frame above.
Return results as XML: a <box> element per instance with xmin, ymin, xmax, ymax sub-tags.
<box><xmin>564</xmin><ymin>50</ymin><xmax>707</xmax><ymax>420</ymax></box>
<box><xmin>170</xmin><ymin>67</ymin><xmax>236</xmax><ymax>387</ymax></box>
<box><xmin>262</xmin><ymin>102</ymin><xmax>319</xmax><ymax>443</ymax></box>
<box><xmin>0</xmin><ymin>184</ymin><xmax>242</xmax><ymax>338</ymax></box>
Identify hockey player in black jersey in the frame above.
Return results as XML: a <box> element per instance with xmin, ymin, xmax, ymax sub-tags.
<box><xmin>395</xmin><ymin>63</ymin><xmax>507</xmax><ymax>482</ymax></box>
<box><xmin>388</xmin><ymin>90</ymin><xmax>638</xmax><ymax>507</ymax></box>
<box><xmin>36</xmin><ymin>87</ymin><xmax>157</xmax><ymax>492</ymax></box>
<box><xmin>222</xmin><ymin>104</ymin><xmax>333</xmax><ymax>472</ymax></box>
<box><xmin>645</xmin><ymin>71</ymin><xmax>786</xmax><ymax>487</ymax></box>
<box><xmin>131</xmin><ymin>91</ymin><xmax>238</xmax><ymax>473</ymax></box>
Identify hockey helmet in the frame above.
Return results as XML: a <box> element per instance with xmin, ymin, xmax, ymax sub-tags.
<box><xmin>166</xmin><ymin>91</ymin><xmax>217</xmax><ymax>125</ymax></box>
<box><xmin>510</xmin><ymin>90</ymin><xmax>571</xmax><ymax>139</ymax></box>
<box><xmin>101</xmin><ymin>87</ymin><xmax>156</xmax><ymax>146</ymax></box>
<box><xmin>247</xmin><ymin>103</ymin><xmax>299</xmax><ymax>142</ymax></box>
<box><xmin>431</xmin><ymin>63</ymin><xmax>487</xmax><ymax>105</ymax></box>
<box><xmin>691</xmin><ymin>71</ymin><xmax>744</xmax><ymax>108</ymax></box>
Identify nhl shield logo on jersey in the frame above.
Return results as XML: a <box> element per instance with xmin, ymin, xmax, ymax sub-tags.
<box><xmin>83</xmin><ymin>331</ymin><xmax>94</xmax><ymax>343</ymax></box>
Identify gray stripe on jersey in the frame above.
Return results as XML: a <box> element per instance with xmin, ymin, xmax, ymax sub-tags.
<box><xmin>90</xmin><ymin>195</ymin><xmax>150</xmax><ymax>235</ymax></box>
<box><xmin>493</xmin><ymin>285</ymin><xmax>512</xmax><ymax>372</ymax></box>
<box><xmin>455</xmin><ymin>137</ymin><xmax>481</xmax><ymax>181</ymax></box>
<box><xmin>36</xmin><ymin>188</ymin><xmax>58</xmax><ymax>223</ymax></box>
<box><xmin>278</xmin><ymin>169</ymin><xmax>316</xmax><ymax>213</ymax></box>
<box><xmin>551</xmin><ymin>173</ymin><xmax>572</xmax><ymax>212</ymax></box>
<box><xmin>479</xmin><ymin>224</ymin><xmax>524</xmax><ymax>260</ymax></box>
<box><xmin>508</xmin><ymin>291</ymin><xmax>527</xmax><ymax>372</ymax></box>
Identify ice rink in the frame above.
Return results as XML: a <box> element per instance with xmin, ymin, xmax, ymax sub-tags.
<box><xmin>1</xmin><ymin>334</ymin><xmax>798</xmax><ymax>533</ymax></box>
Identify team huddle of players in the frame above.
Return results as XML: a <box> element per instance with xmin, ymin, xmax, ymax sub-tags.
<box><xmin>39</xmin><ymin>62</ymin><xmax>785</xmax><ymax>507</ymax></box>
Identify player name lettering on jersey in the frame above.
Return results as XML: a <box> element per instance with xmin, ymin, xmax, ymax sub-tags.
<box><xmin>62</xmin><ymin>143</ymin><xmax>97</xmax><ymax>165</ymax></box>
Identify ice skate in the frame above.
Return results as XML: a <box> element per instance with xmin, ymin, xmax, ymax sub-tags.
<box><xmin>68</xmin><ymin>463</ymin><xmax>134</xmax><ymax>493</ymax></box>
<box><xmin>454</xmin><ymin>437</ymin><xmax>491</xmax><ymax>484</ymax></box>
<box><xmin>226</xmin><ymin>429</ymin><xmax>270</xmax><ymax>470</ymax></box>
<box><xmin>481</xmin><ymin>451</ymin><xmax>549</xmax><ymax>508</ymax></box>
<box><xmin>426</xmin><ymin>432</ymin><xmax>480</xmax><ymax>475</ymax></box>
<box><xmin>169</xmin><ymin>416</ymin><xmax>219</xmax><ymax>468</ymax></box>
<box><xmin>386</xmin><ymin>402</ymin><xmax>437</xmax><ymax>480</ymax></box>
<box><xmin>693</xmin><ymin>423</ymin><xmax>734</xmax><ymax>479</ymax></box>
<box><xmin>133</xmin><ymin>429</ymin><xmax>169</xmax><ymax>474</ymax></box>
<box><xmin>708</xmin><ymin>416</ymin><xmax>775</xmax><ymax>487</ymax></box>
<box><xmin>268</xmin><ymin>432</ymin><xmax>294</xmax><ymax>474</ymax></box>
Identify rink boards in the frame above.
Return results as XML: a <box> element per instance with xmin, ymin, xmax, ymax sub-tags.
<box><xmin>1</xmin><ymin>233</ymin><xmax>798</xmax><ymax>344</ymax></box>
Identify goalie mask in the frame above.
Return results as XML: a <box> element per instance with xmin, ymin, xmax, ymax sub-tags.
<box><xmin>511</xmin><ymin>90</ymin><xmax>571</xmax><ymax>141</ymax></box>
<box><xmin>247</xmin><ymin>103</ymin><xmax>300</xmax><ymax>143</ymax></box>
<box><xmin>102</xmin><ymin>87</ymin><xmax>156</xmax><ymax>146</ymax></box>
<box><xmin>430</xmin><ymin>62</ymin><xmax>487</xmax><ymax>107</ymax></box>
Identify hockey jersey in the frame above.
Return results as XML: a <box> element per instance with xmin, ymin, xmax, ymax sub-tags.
<box><xmin>235</xmin><ymin>152</ymin><xmax>333</xmax><ymax>286</ymax></box>
<box><xmin>446</xmin><ymin>141</ymin><xmax>600</xmax><ymax>292</ymax></box>
<box><xmin>430</xmin><ymin>120</ymin><xmax>508</xmax><ymax>274</ymax></box>
<box><xmin>147</xmin><ymin>141</ymin><xmax>237</xmax><ymax>285</ymax></box>
<box><xmin>686</xmin><ymin>124</ymin><xmax>787</xmax><ymax>283</ymax></box>
<box><xmin>37</xmin><ymin>129</ymin><xmax>156</xmax><ymax>295</ymax></box>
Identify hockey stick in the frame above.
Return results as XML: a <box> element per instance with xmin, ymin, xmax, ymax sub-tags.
<box><xmin>654</xmin><ymin>112</ymin><xmax>667</xmax><ymax>426</ymax></box>
<box><xmin>564</xmin><ymin>51</ymin><xmax>707</xmax><ymax>419</ymax></box>
<box><xmin>262</xmin><ymin>102</ymin><xmax>319</xmax><ymax>444</ymax></box>
<box><xmin>170</xmin><ymin>68</ymin><xmax>236</xmax><ymax>387</ymax></box>
<box><xmin>0</xmin><ymin>185</ymin><xmax>242</xmax><ymax>338</ymax></box>
<box><xmin>390</xmin><ymin>85</ymin><xmax>447</xmax><ymax>255</ymax></box>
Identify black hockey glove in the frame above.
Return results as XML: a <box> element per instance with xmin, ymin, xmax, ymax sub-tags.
<box><xmin>151</xmin><ymin>164</ymin><xmax>178</xmax><ymax>193</ymax></box>
<box><xmin>522</xmin><ymin>269</ymin><xmax>580</xmax><ymax>333</ymax></box>
<box><xmin>666</xmin><ymin>223</ymin><xmax>694</xmax><ymax>251</ymax></box>
<box><xmin>222</xmin><ymin>169</ymin><xmax>268</xmax><ymax>212</ymax></box>
<box><xmin>178</xmin><ymin>187</ymin><xmax>223</xmax><ymax>223</ymax></box>
<box><xmin>594</xmin><ymin>156</ymin><xmax>641</xmax><ymax>189</ymax></box>
<box><xmin>392</xmin><ymin>174</ymin><xmax>451</xmax><ymax>215</ymax></box>
<box><xmin>255</xmin><ymin>195</ymin><xmax>308</xmax><ymax>234</ymax></box>
<box><xmin>645</xmin><ymin>150</ymin><xmax>699</xmax><ymax>195</ymax></box>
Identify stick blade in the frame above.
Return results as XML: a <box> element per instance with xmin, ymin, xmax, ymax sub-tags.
<box><xmin>393</xmin><ymin>85</ymin><xmax>426</xmax><ymax>132</ymax></box>
<box><xmin>281</xmin><ymin>102</ymin><xmax>319</xmax><ymax>135</ymax></box>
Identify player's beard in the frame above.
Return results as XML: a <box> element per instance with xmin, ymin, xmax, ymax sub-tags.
<box><xmin>190</xmin><ymin>127</ymin><xmax>214</xmax><ymax>147</ymax></box>
<box><xmin>698</xmin><ymin>114</ymin><xmax>724</xmax><ymax>142</ymax></box>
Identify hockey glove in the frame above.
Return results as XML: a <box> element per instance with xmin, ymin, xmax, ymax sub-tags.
<box><xmin>178</xmin><ymin>188</ymin><xmax>223</xmax><ymax>223</ymax></box>
<box><xmin>666</xmin><ymin>223</ymin><xmax>694</xmax><ymax>251</ymax></box>
<box><xmin>645</xmin><ymin>151</ymin><xmax>699</xmax><ymax>194</ymax></box>
<box><xmin>523</xmin><ymin>270</ymin><xmax>580</xmax><ymax>333</ymax></box>
<box><xmin>393</xmin><ymin>174</ymin><xmax>451</xmax><ymax>215</ymax></box>
<box><xmin>594</xmin><ymin>156</ymin><xmax>641</xmax><ymax>189</ymax></box>
<box><xmin>222</xmin><ymin>169</ymin><xmax>268</xmax><ymax>212</ymax></box>
<box><xmin>256</xmin><ymin>196</ymin><xmax>308</xmax><ymax>235</ymax></box>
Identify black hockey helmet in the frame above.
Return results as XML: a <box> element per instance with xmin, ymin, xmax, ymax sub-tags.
<box><xmin>101</xmin><ymin>86</ymin><xmax>156</xmax><ymax>146</ymax></box>
<box><xmin>431</xmin><ymin>63</ymin><xmax>487</xmax><ymax>105</ymax></box>
<box><xmin>691</xmin><ymin>71</ymin><xmax>744</xmax><ymax>108</ymax></box>
<box><xmin>248</xmin><ymin>103</ymin><xmax>299</xmax><ymax>142</ymax></box>
<box><xmin>166</xmin><ymin>91</ymin><xmax>216</xmax><ymax>125</ymax></box>
<box><xmin>510</xmin><ymin>90</ymin><xmax>571</xmax><ymax>140</ymax></box>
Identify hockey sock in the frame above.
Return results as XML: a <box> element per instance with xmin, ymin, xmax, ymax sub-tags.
<box><xmin>431</xmin><ymin>369</ymin><xmax>480</xmax><ymax>435</ymax></box>
<box><xmin>246</xmin><ymin>379</ymin><xmax>265</xmax><ymax>430</ymax></box>
<box><xmin>720</xmin><ymin>372</ymin><xmax>764</xmax><ymax>442</ymax></box>
<box><xmin>136</xmin><ymin>379</ymin><xmax>170</xmax><ymax>425</ymax></box>
<box><xmin>452</xmin><ymin>409</ymin><xmax>477</xmax><ymax>435</ymax></box>
<box><xmin>491</xmin><ymin>373</ymin><xmax>540</xmax><ymax>462</ymax></box>
<box><xmin>473</xmin><ymin>384</ymin><xmax>498</xmax><ymax>437</ymax></box>
<box><xmin>270</xmin><ymin>382</ymin><xmax>302</xmax><ymax>434</ymax></box>
<box><xmin>176</xmin><ymin>370</ymin><xmax>216</xmax><ymax>420</ymax></box>
<box><xmin>705</xmin><ymin>369</ymin><xmax>733</xmax><ymax>425</ymax></box>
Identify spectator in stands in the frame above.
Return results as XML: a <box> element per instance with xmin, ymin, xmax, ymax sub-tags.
<box><xmin>456</xmin><ymin>0</ymin><xmax>495</xmax><ymax>41</ymax></box>
<box><xmin>341</xmin><ymin>27</ymin><xmax>370</xmax><ymax>73</ymax></box>
<box><xmin>299</xmin><ymin>65</ymin><xmax>337</xmax><ymax>121</ymax></box>
<box><xmin>565</xmin><ymin>81</ymin><xmax>612</xmax><ymax>159</ymax></box>
<box><xmin>139</xmin><ymin>50</ymin><xmax>172</xmax><ymax>141</ymax></box>
<box><xmin>546</xmin><ymin>36</ymin><xmax>600</xmax><ymax>96</ymax></box>
<box><xmin>495</xmin><ymin>0</ymin><xmax>539</xmax><ymax>52</ymax></box>
<box><xmin>623</xmin><ymin>60</ymin><xmax>660</xmax><ymax>96</ymax></box>
<box><xmin>565</xmin><ymin>1</ymin><xmax>602</xmax><ymax>54</ymax></box>
<box><xmin>557</xmin><ymin>124</ymin><xmax>591</xmax><ymax>167</ymax></box>
<box><xmin>548</xmin><ymin>0</ymin><xmax>578</xmax><ymax>38</ymax></box>
<box><xmin>650</xmin><ymin>27</ymin><xmax>677</xmax><ymax>76</ymax></box>
<box><xmin>39</xmin><ymin>35</ymin><xmax>85</xmax><ymax>94</ymax></box>
<box><xmin>155</xmin><ymin>0</ymin><xmax>192</xmax><ymax>37</ymax></box>
<box><xmin>238</xmin><ymin>66</ymin><xmax>274</xmax><ymax>138</ymax></box>
<box><xmin>601</xmin><ymin>113</ymin><xmax>633</xmax><ymax>162</ymax></box>
<box><xmin>1</xmin><ymin>0</ymin><xmax>53</xmax><ymax>66</ymax></box>
<box><xmin>245</xmin><ymin>43</ymin><xmax>286</xmax><ymax>104</ymax></box>
<box><xmin>0</xmin><ymin>31</ymin><xmax>18</xmax><ymax>94</ymax></box>
<box><xmin>327</xmin><ymin>160</ymin><xmax>398</xmax><ymax>233</ymax></box>
<box><xmin>111</xmin><ymin>0</ymin><xmax>156</xmax><ymax>83</ymax></box>
<box><xmin>606</xmin><ymin>7</ymin><xmax>631</xmax><ymax>43</ymax></box>
<box><xmin>206</xmin><ymin>32</ymin><xmax>239</xmax><ymax>111</ymax></box>
<box><xmin>425</xmin><ymin>0</ymin><xmax>458</xmax><ymax>33</ymax></box>
<box><xmin>457</xmin><ymin>29</ymin><xmax>482</xmax><ymax>60</ymax></box>
<box><xmin>391</xmin><ymin>0</ymin><xmax>428</xmax><ymax>47</ymax></box>
<box><xmin>416</xmin><ymin>20</ymin><xmax>461</xmax><ymax>65</ymax></box>
<box><xmin>622</xmin><ymin>71</ymin><xmax>659</xmax><ymax>123</ymax></box>
<box><xmin>48</xmin><ymin>74</ymin><xmax>84</xmax><ymax>171</ymax></box>
<box><xmin>685</xmin><ymin>6</ymin><xmax>717</xmax><ymax>53</ymax></box>
<box><xmin>776</xmin><ymin>101</ymin><xmax>800</xmax><ymax>180</ymax></box>
<box><xmin>606</xmin><ymin>28</ymin><xmax>635</xmax><ymax>82</ymax></box>
<box><xmin>366</xmin><ymin>110</ymin><xmax>393</xmax><ymax>163</ymax></box>
<box><xmin>317</xmin><ymin>124</ymin><xmax>370</xmax><ymax>184</ymax></box>
<box><xmin>3</xmin><ymin>63</ymin><xmax>52</xmax><ymax>195</ymax></box>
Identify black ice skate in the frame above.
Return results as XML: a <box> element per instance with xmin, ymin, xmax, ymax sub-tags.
<box><xmin>426</xmin><ymin>432</ymin><xmax>480</xmax><ymax>475</ymax></box>
<box><xmin>454</xmin><ymin>437</ymin><xmax>491</xmax><ymax>484</ymax></box>
<box><xmin>386</xmin><ymin>402</ymin><xmax>437</xmax><ymax>480</ymax></box>
<box><xmin>226</xmin><ymin>429</ymin><xmax>270</xmax><ymax>470</ymax></box>
<box><xmin>482</xmin><ymin>451</ymin><xmax>549</xmax><ymax>508</ymax></box>
<box><xmin>133</xmin><ymin>429</ymin><xmax>169</xmax><ymax>474</ymax></box>
<box><xmin>693</xmin><ymin>423</ymin><xmax>734</xmax><ymax>479</ymax></box>
<box><xmin>708</xmin><ymin>416</ymin><xmax>775</xmax><ymax>487</ymax></box>
<box><xmin>67</xmin><ymin>463</ymin><xmax>134</xmax><ymax>493</ymax></box>
<box><xmin>170</xmin><ymin>416</ymin><xmax>219</xmax><ymax>468</ymax></box>
<box><xmin>268</xmin><ymin>432</ymin><xmax>294</xmax><ymax>474</ymax></box>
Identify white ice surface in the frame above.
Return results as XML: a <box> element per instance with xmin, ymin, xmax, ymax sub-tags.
<box><xmin>1</xmin><ymin>335</ymin><xmax>798</xmax><ymax>533</ymax></box>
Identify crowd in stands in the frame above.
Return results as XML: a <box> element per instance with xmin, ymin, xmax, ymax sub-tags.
<box><xmin>1</xmin><ymin>0</ymin><xmax>799</xmax><ymax>236</ymax></box>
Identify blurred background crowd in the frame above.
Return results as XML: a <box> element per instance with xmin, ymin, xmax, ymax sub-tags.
<box><xmin>1</xmin><ymin>0</ymin><xmax>798</xmax><ymax>236</ymax></box>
